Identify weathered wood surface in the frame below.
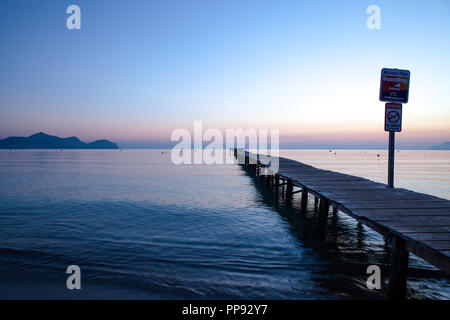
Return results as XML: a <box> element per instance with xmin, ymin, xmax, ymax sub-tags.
<box><xmin>237</xmin><ymin>149</ymin><xmax>450</xmax><ymax>274</ymax></box>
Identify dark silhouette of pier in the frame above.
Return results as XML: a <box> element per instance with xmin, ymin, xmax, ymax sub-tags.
<box><xmin>234</xmin><ymin>148</ymin><xmax>450</xmax><ymax>298</ymax></box>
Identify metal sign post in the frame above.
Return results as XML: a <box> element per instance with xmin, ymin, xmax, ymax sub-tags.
<box><xmin>384</xmin><ymin>103</ymin><xmax>403</xmax><ymax>188</ymax></box>
<box><xmin>380</xmin><ymin>68</ymin><xmax>410</xmax><ymax>188</ymax></box>
<box><xmin>388</xmin><ymin>131</ymin><xmax>395</xmax><ymax>188</ymax></box>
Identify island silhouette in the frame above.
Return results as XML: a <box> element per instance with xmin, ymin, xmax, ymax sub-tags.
<box><xmin>0</xmin><ymin>132</ymin><xmax>119</xmax><ymax>149</ymax></box>
<box><xmin>430</xmin><ymin>142</ymin><xmax>450</xmax><ymax>150</ymax></box>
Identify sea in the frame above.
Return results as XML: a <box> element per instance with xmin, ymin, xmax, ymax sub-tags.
<box><xmin>0</xmin><ymin>149</ymin><xmax>449</xmax><ymax>299</ymax></box>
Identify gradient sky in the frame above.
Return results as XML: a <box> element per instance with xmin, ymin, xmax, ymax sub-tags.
<box><xmin>0</xmin><ymin>0</ymin><xmax>449</xmax><ymax>148</ymax></box>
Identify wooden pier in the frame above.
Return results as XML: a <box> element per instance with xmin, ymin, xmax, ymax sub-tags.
<box><xmin>234</xmin><ymin>148</ymin><xmax>450</xmax><ymax>298</ymax></box>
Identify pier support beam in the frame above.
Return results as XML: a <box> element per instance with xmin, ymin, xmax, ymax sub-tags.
<box><xmin>286</xmin><ymin>181</ymin><xmax>293</xmax><ymax>202</ymax></box>
<box><xmin>301</xmin><ymin>188</ymin><xmax>308</xmax><ymax>213</ymax></box>
<box><xmin>316</xmin><ymin>197</ymin><xmax>329</xmax><ymax>233</ymax></box>
<box><xmin>259</xmin><ymin>166</ymin><xmax>265</xmax><ymax>181</ymax></box>
<box><xmin>388</xmin><ymin>237</ymin><xmax>409</xmax><ymax>298</ymax></box>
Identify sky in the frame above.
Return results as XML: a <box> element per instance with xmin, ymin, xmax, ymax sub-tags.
<box><xmin>0</xmin><ymin>0</ymin><xmax>449</xmax><ymax>149</ymax></box>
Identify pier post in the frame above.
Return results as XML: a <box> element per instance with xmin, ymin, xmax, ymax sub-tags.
<box><xmin>314</xmin><ymin>197</ymin><xmax>319</xmax><ymax>208</ymax></box>
<box><xmin>316</xmin><ymin>197</ymin><xmax>329</xmax><ymax>233</ymax></box>
<box><xmin>388</xmin><ymin>236</ymin><xmax>409</xmax><ymax>298</ymax></box>
<box><xmin>286</xmin><ymin>181</ymin><xmax>293</xmax><ymax>202</ymax></box>
<box><xmin>301</xmin><ymin>188</ymin><xmax>308</xmax><ymax>213</ymax></box>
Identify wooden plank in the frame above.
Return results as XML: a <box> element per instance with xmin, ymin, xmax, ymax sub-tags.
<box><xmin>302</xmin><ymin>182</ymin><xmax>388</xmax><ymax>189</ymax></box>
<box><xmin>344</xmin><ymin>201</ymin><xmax>450</xmax><ymax>210</ymax></box>
<box><xmin>356</xmin><ymin>213</ymin><xmax>450</xmax><ymax>221</ymax></box>
<box><xmin>376</xmin><ymin>218</ymin><xmax>450</xmax><ymax>227</ymax></box>
<box><xmin>348</xmin><ymin>198</ymin><xmax>446</xmax><ymax>204</ymax></box>
<box><xmin>404</xmin><ymin>233</ymin><xmax>450</xmax><ymax>241</ymax></box>
<box><xmin>354</xmin><ymin>208</ymin><xmax>450</xmax><ymax>216</ymax></box>
<box><xmin>318</xmin><ymin>192</ymin><xmax>445</xmax><ymax>201</ymax></box>
<box><xmin>420</xmin><ymin>241</ymin><xmax>450</xmax><ymax>251</ymax></box>
<box><xmin>392</xmin><ymin>226</ymin><xmax>450</xmax><ymax>233</ymax></box>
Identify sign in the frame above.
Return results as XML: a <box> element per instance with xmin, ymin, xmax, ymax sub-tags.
<box><xmin>385</xmin><ymin>103</ymin><xmax>402</xmax><ymax>132</ymax></box>
<box><xmin>379</xmin><ymin>68</ymin><xmax>410</xmax><ymax>103</ymax></box>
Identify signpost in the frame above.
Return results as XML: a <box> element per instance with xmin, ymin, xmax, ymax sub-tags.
<box><xmin>380</xmin><ymin>69</ymin><xmax>410</xmax><ymax>188</ymax></box>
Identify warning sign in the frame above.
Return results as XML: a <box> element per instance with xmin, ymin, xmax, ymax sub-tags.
<box><xmin>379</xmin><ymin>68</ymin><xmax>410</xmax><ymax>103</ymax></box>
<box><xmin>385</xmin><ymin>103</ymin><xmax>402</xmax><ymax>132</ymax></box>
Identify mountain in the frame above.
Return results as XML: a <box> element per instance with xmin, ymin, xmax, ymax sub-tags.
<box><xmin>86</xmin><ymin>139</ymin><xmax>119</xmax><ymax>149</ymax></box>
<box><xmin>430</xmin><ymin>142</ymin><xmax>450</xmax><ymax>150</ymax></box>
<box><xmin>0</xmin><ymin>132</ymin><xmax>119</xmax><ymax>149</ymax></box>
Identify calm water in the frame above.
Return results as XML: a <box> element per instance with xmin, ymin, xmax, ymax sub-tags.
<box><xmin>0</xmin><ymin>149</ymin><xmax>449</xmax><ymax>299</ymax></box>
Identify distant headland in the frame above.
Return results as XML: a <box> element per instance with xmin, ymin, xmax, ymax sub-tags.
<box><xmin>430</xmin><ymin>142</ymin><xmax>450</xmax><ymax>150</ymax></box>
<box><xmin>0</xmin><ymin>132</ymin><xmax>119</xmax><ymax>149</ymax></box>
